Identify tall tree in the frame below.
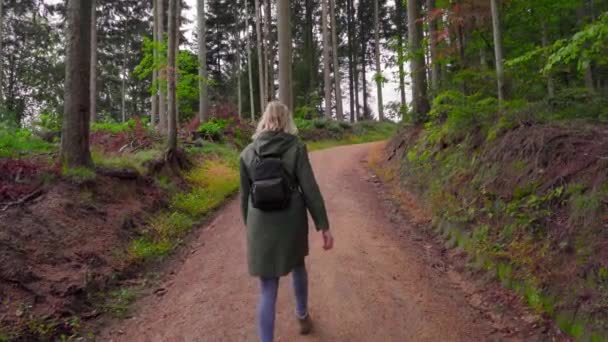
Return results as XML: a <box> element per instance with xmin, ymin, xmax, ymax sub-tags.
<box><xmin>167</xmin><ymin>0</ymin><xmax>179</xmax><ymax>150</ymax></box>
<box><xmin>407</xmin><ymin>0</ymin><xmax>430</xmax><ymax>122</ymax></box>
<box><xmin>90</xmin><ymin>0</ymin><xmax>98</xmax><ymax>123</ymax></box>
<box><xmin>373</xmin><ymin>0</ymin><xmax>384</xmax><ymax>121</ymax></box>
<box><xmin>426</xmin><ymin>0</ymin><xmax>440</xmax><ymax>94</ymax></box>
<box><xmin>277</xmin><ymin>0</ymin><xmax>292</xmax><ymax>109</ymax></box>
<box><xmin>490</xmin><ymin>0</ymin><xmax>506</xmax><ymax>104</ymax></box>
<box><xmin>235</xmin><ymin>1</ymin><xmax>242</xmax><ymax>118</ymax></box>
<box><xmin>265</xmin><ymin>0</ymin><xmax>274</xmax><ymax>100</ymax></box>
<box><xmin>321</xmin><ymin>0</ymin><xmax>332</xmax><ymax>117</ymax></box>
<box><xmin>61</xmin><ymin>0</ymin><xmax>93</xmax><ymax>167</ymax></box>
<box><xmin>120</xmin><ymin>6</ymin><xmax>129</xmax><ymax>122</ymax></box>
<box><xmin>198</xmin><ymin>0</ymin><xmax>209</xmax><ymax>121</ymax></box>
<box><xmin>395</xmin><ymin>0</ymin><xmax>407</xmax><ymax>108</ymax></box>
<box><xmin>0</xmin><ymin>0</ymin><xmax>3</xmax><ymax>106</ymax></box>
<box><xmin>329</xmin><ymin>0</ymin><xmax>344</xmax><ymax>120</ymax></box>
<box><xmin>157</xmin><ymin>0</ymin><xmax>167</xmax><ymax>133</ymax></box>
<box><xmin>347</xmin><ymin>0</ymin><xmax>356</xmax><ymax>122</ymax></box>
<box><xmin>151</xmin><ymin>0</ymin><xmax>158</xmax><ymax>127</ymax></box>
<box><xmin>254</xmin><ymin>0</ymin><xmax>266</xmax><ymax>110</ymax></box>
<box><xmin>245</xmin><ymin>0</ymin><xmax>256</xmax><ymax>119</ymax></box>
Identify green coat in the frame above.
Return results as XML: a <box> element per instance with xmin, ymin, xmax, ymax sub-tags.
<box><xmin>239</xmin><ymin>131</ymin><xmax>329</xmax><ymax>278</ymax></box>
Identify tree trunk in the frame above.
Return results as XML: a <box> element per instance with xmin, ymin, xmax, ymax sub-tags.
<box><xmin>0</xmin><ymin>0</ymin><xmax>3</xmax><ymax>105</ymax></box>
<box><xmin>395</xmin><ymin>0</ymin><xmax>406</xmax><ymax>108</ymax></box>
<box><xmin>321</xmin><ymin>0</ymin><xmax>332</xmax><ymax>118</ymax></box>
<box><xmin>490</xmin><ymin>0</ymin><xmax>506</xmax><ymax>104</ymax></box>
<box><xmin>236</xmin><ymin>2</ymin><xmax>242</xmax><ymax>119</ymax></box>
<box><xmin>254</xmin><ymin>0</ymin><xmax>266</xmax><ymax>110</ymax></box>
<box><xmin>61</xmin><ymin>0</ymin><xmax>93</xmax><ymax>167</ymax></box>
<box><xmin>151</xmin><ymin>0</ymin><xmax>158</xmax><ymax>127</ymax></box>
<box><xmin>121</xmin><ymin>13</ymin><xmax>128</xmax><ymax>123</ymax></box>
<box><xmin>373</xmin><ymin>0</ymin><xmax>383</xmax><ymax>121</ymax></box>
<box><xmin>347</xmin><ymin>0</ymin><xmax>355</xmax><ymax>123</ymax></box>
<box><xmin>329</xmin><ymin>0</ymin><xmax>344</xmax><ymax>121</ymax></box>
<box><xmin>362</xmin><ymin>53</ymin><xmax>368</xmax><ymax>120</ymax></box>
<box><xmin>246</xmin><ymin>0</ymin><xmax>256</xmax><ymax>119</ymax></box>
<box><xmin>90</xmin><ymin>0</ymin><xmax>98</xmax><ymax>123</ymax></box>
<box><xmin>479</xmin><ymin>47</ymin><xmax>487</xmax><ymax>71</ymax></box>
<box><xmin>426</xmin><ymin>0</ymin><xmax>439</xmax><ymax>95</ymax></box>
<box><xmin>198</xmin><ymin>0</ymin><xmax>209</xmax><ymax>121</ymax></box>
<box><xmin>157</xmin><ymin>0</ymin><xmax>167</xmax><ymax>134</ymax></box>
<box><xmin>277</xmin><ymin>0</ymin><xmax>292</xmax><ymax>109</ymax></box>
<box><xmin>407</xmin><ymin>0</ymin><xmax>430</xmax><ymax>122</ymax></box>
<box><xmin>304</xmin><ymin>0</ymin><xmax>315</xmax><ymax>107</ymax></box>
<box><xmin>167</xmin><ymin>0</ymin><xmax>179</xmax><ymax>150</ymax></box>
<box><xmin>541</xmin><ymin>21</ymin><xmax>554</xmax><ymax>98</ymax></box>
<box><xmin>265</xmin><ymin>0</ymin><xmax>274</xmax><ymax>100</ymax></box>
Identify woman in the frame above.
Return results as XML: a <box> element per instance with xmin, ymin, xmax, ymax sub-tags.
<box><xmin>239</xmin><ymin>101</ymin><xmax>334</xmax><ymax>342</ymax></box>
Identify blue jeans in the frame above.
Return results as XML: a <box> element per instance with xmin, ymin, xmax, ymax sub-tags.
<box><xmin>257</xmin><ymin>264</ymin><xmax>308</xmax><ymax>342</ymax></box>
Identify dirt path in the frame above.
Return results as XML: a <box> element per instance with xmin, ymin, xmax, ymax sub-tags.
<box><xmin>101</xmin><ymin>143</ymin><xmax>533</xmax><ymax>342</ymax></box>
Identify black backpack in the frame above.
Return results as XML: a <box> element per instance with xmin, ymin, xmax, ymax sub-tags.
<box><xmin>251</xmin><ymin>151</ymin><xmax>296</xmax><ymax>211</ymax></box>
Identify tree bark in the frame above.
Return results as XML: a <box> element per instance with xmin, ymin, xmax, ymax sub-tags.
<box><xmin>347</xmin><ymin>0</ymin><xmax>355</xmax><ymax>123</ymax></box>
<box><xmin>121</xmin><ymin>9</ymin><xmax>128</xmax><ymax>123</ymax></box>
<box><xmin>61</xmin><ymin>0</ymin><xmax>93</xmax><ymax>167</ymax></box>
<box><xmin>395</xmin><ymin>0</ymin><xmax>406</xmax><ymax>108</ymax></box>
<box><xmin>157</xmin><ymin>0</ymin><xmax>167</xmax><ymax>134</ymax></box>
<box><xmin>236</xmin><ymin>2</ymin><xmax>242</xmax><ymax>119</ymax></box>
<box><xmin>151</xmin><ymin>0</ymin><xmax>158</xmax><ymax>127</ymax></box>
<box><xmin>407</xmin><ymin>0</ymin><xmax>430</xmax><ymax>122</ymax></box>
<box><xmin>373</xmin><ymin>0</ymin><xmax>383</xmax><ymax>121</ymax></box>
<box><xmin>198</xmin><ymin>0</ymin><xmax>209</xmax><ymax>121</ymax></box>
<box><xmin>246</xmin><ymin>0</ymin><xmax>256</xmax><ymax>119</ymax></box>
<box><xmin>254</xmin><ymin>0</ymin><xmax>266</xmax><ymax>110</ymax></box>
<box><xmin>0</xmin><ymin>0</ymin><xmax>3</xmax><ymax>105</ymax></box>
<box><xmin>321</xmin><ymin>0</ymin><xmax>332</xmax><ymax>118</ymax></box>
<box><xmin>167</xmin><ymin>0</ymin><xmax>179</xmax><ymax>150</ymax></box>
<box><xmin>265</xmin><ymin>0</ymin><xmax>274</xmax><ymax>100</ymax></box>
<box><xmin>277</xmin><ymin>0</ymin><xmax>292</xmax><ymax>109</ymax></box>
<box><xmin>329</xmin><ymin>0</ymin><xmax>344</xmax><ymax>121</ymax></box>
<box><xmin>426</xmin><ymin>0</ymin><xmax>439</xmax><ymax>95</ymax></box>
<box><xmin>90</xmin><ymin>0</ymin><xmax>98</xmax><ymax>123</ymax></box>
<box><xmin>490</xmin><ymin>0</ymin><xmax>506</xmax><ymax>104</ymax></box>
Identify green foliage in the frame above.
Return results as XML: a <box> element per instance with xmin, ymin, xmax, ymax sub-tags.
<box><xmin>0</xmin><ymin>125</ymin><xmax>53</xmax><ymax>158</ymax></box>
<box><xmin>197</xmin><ymin>118</ymin><xmax>229</xmax><ymax>141</ymax></box>
<box><xmin>92</xmin><ymin>149</ymin><xmax>163</xmax><ymax>175</ymax></box>
<box><xmin>128</xmin><ymin>238</ymin><xmax>173</xmax><ymax>262</ymax></box>
<box><xmin>91</xmin><ymin>119</ymin><xmax>138</xmax><ymax>134</ymax></box>
<box><xmin>61</xmin><ymin>166</ymin><xmax>96</xmax><ymax>183</ymax></box>
<box><xmin>104</xmin><ymin>288</ymin><xmax>139</xmax><ymax>318</ymax></box>
<box><xmin>35</xmin><ymin>112</ymin><xmax>62</xmax><ymax>132</ymax></box>
<box><xmin>171</xmin><ymin>160</ymin><xmax>239</xmax><ymax>217</ymax></box>
<box><xmin>544</xmin><ymin>14</ymin><xmax>608</xmax><ymax>74</ymax></box>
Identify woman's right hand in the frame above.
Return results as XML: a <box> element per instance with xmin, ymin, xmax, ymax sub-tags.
<box><xmin>322</xmin><ymin>230</ymin><xmax>334</xmax><ymax>250</ymax></box>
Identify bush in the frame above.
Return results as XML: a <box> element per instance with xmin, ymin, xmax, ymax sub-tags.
<box><xmin>198</xmin><ymin>118</ymin><xmax>229</xmax><ymax>141</ymax></box>
<box><xmin>0</xmin><ymin>125</ymin><xmax>53</xmax><ymax>158</ymax></box>
<box><xmin>91</xmin><ymin>119</ymin><xmax>136</xmax><ymax>134</ymax></box>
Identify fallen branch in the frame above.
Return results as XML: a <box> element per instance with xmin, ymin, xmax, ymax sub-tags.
<box><xmin>1</xmin><ymin>189</ymin><xmax>43</xmax><ymax>212</ymax></box>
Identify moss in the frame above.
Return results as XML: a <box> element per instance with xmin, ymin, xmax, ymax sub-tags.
<box><xmin>61</xmin><ymin>166</ymin><xmax>96</xmax><ymax>183</ymax></box>
<box><xmin>128</xmin><ymin>238</ymin><xmax>172</xmax><ymax>262</ymax></box>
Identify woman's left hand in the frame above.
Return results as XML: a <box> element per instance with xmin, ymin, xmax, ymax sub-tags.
<box><xmin>322</xmin><ymin>230</ymin><xmax>334</xmax><ymax>250</ymax></box>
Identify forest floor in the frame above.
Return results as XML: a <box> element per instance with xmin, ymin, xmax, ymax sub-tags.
<box><xmin>99</xmin><ymin>142</ymin><xmax>565</xmax><ymax>342</ymax></box>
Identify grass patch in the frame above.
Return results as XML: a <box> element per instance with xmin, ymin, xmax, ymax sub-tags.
<box><xmin>127</xmin><ymin>238</ymin><xmax>172</xmax><ymax>262</ymax></box>
<box><xmin>0</xmin><ymin>127</ymin><xmax>54</xmax><ymax>158</ymax></box>
<box><xmin>172</xmin><ymin>160</ymin><xmax>239</xmax><ymax>217</ymax></box>
<box><xmin>92</xmin><ymin>148</ymin><xmax>163</xmax><ymax>175</ymax></box>
<box><xmin>103</xmin><ymin>288</ymin><xmax>139</xmax><ymax>318</ymax></box>
<box><xmin>61</xmin><ymin>166</ymin><xmax>96</xmax><ymax>183</ymax></box>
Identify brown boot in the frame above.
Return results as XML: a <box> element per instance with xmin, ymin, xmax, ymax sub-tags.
<box><xmin>298</xmin><ymin>314</ymin><xmax>313</xmax><ymax>335</ymax></box>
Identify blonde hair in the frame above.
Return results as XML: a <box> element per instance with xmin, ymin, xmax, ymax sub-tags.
<box><xmin>253</xmin><ymin>101</ymin><xmax>298</xmax><ymax>139</ymax></box>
